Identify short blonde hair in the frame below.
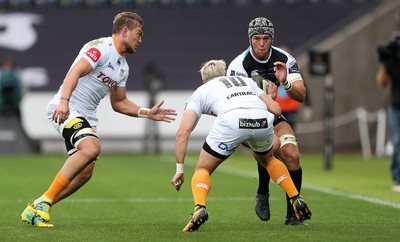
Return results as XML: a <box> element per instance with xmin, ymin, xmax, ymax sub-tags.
<box><xmin>112</xmin><ymin>12</ymin><xmax>144</xmax><ymax>34</ymax></box>
<box><xmin>199</xmin><ymin>59</ymin><xmax>226</xmax><ymax>83</ymax></box>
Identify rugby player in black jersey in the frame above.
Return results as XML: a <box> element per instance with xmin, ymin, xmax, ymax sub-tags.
<box><xmin>228</xmin><ymin>17</ymin><xmax>308</xmax><ymax>225</ymax></box>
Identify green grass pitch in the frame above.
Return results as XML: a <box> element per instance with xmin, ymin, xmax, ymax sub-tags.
<box><xmin>1</xmin><ymin>151</ymin><xmax>400</xmax><ymax>241</ymax></box>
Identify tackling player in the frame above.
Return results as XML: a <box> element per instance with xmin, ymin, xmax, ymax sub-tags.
<box><xmin>227</xmin><ymin>17</ymin><xmax>307</xmax><ymax>225</ymax></box>
<box><xmin>170</xmin><ymin>59</ymin><xmax>311</xmax><ymax>232</ymax></box>
<box><xmin>20</xmin><ymin>12</ymin><xmax>177</xmax><ymax>227</ymax></box>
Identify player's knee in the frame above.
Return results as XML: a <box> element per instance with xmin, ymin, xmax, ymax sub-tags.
<box><xmin>78</xmin><ymin>139</ymin><xmax>101</xmax><ymax>161</ymax></box>
<box><xmin>280</xmin><ymin>144</ymin><xmax>301</xmax><ymax>169</ymax></box>
<box><xmin>281</xmin><ymin>145</ymin><xmax>300</xmax><ymax>162</ymax></box>
<box><xmin>85</xmin><ymin>145</ymin><xmax>101</xmax><ymax>161</ymax></box>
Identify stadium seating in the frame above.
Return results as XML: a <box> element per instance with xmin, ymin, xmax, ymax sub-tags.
<box><xmin>0</xmin><ymin>0</ymin><xmax>388</xmax><ymax>9</ymax></box>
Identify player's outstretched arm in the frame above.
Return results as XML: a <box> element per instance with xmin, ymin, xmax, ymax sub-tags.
<box><xmin>259</xmin><ymin>93</ymin><xmax>281</xmax><ymax>119</ymax></box>
<box><xmin>171</xmin><ymin>110</ymin><xmax>198</xmax><ymax>191</ymax></box>
<box><xmin>148</xmin><ymin>100</ymin><xmax>177</xmax><ymax>122</ymax></box>
<box><xmin>109</xmin><ymin>86</ymin><xmax>177</xmax><ymax>122</ymax></box>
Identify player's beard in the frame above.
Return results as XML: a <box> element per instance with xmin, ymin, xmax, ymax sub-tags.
<box><xmin>251</xmin><ymin>46</ymin><xmax>270</xmax><ymax>61</ymax></box>
<box><xmin>125</xmin><ymin>46</ymin><xmax>135</xmax><ymax>54</ymax></box>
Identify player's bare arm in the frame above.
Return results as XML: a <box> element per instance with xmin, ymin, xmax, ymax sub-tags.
<box><xmin>109</xmin><ymin>85</ymin><xmax>140</xmax><ymax>115</ymax></box>
<box><xmin>286</xmin><ymin>80</ymin><xmax>306</xmax><ymax>103</ymax></box>
<box><xmin>109</xmin><ymin>86</ymin><xmax>177</xmax><ymax>122</ymax></box>
<box><xmin>52</xmin><ymin>58</ymin><xmax>93</xmax><ymax>124</ymax></box>
<box><xmin>171</xmin><ymin>110</ymin><xmax>199</xmax><ymax>191</ymax></box>
<box><xmin>259</xmin><ymin>93</ymin><xmax>281</xmax><ymax>119</ymax></box>
<box><xmin>274</xmin><ymin>61</ymin><xmax>306</xmax><ymax>103</ymax></box>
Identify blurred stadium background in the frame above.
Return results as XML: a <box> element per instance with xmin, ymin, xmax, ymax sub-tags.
<box><xmin>0</xmin><ymin>0</ymin><xmax>398</xmax><ymax>156</ymax></box>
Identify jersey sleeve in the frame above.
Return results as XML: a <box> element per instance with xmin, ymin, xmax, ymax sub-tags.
<box><xmin>184</xmin><ymin>87</ymin><xmax>203</xmax><ymax>118</ymax></box>
<box><xmin>80</xmin><ymin>39</ymin><xmax>109</xmax><ymax>70</ymax></box>
<box><xmin>227</xmin><ymin>52</ymin><xmax>249</xmax><ymax>77</ymax></box>
<box><xmin>117</xmin><ymin>65</ymin><xmax>129</xmax><ymax>87</ymax></box>
<box><xmin>285</xmin><ymin>52</ymin><xmax>303</xmax><ymax>83</ymax></box>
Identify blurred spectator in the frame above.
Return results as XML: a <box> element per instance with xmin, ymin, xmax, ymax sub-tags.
<box><xmin>275</xmin><ymin>45</ymin><xmax>312</xmax><ymax>130</ymax></box>
<box><xmin>376</xmin><ymin>23</ymin><xmax>400</xmax><ymax>192</ymax></box>
<box><xmin>0</xmin><ymin>57</ymin><xmax>23</xmax><ymax>117</ymax></box>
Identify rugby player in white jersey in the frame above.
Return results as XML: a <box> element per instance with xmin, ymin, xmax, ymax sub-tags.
<box><xmin>170</xmin><ymin>59</ymin><xmax>311</xmax><ymax>232</ymax></box>
<box><xmin>227</xmin><ymin>17</ymin><xmax>307</xmax><ymax>225</ymax></box>
<box><xmin>21</xmin><ymin>12</ymin><xmax>177</xmax><ymax>227</ymax></box>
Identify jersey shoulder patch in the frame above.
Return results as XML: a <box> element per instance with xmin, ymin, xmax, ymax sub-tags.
<box><xmin>86</xmin><ymin>48</ymin><xmax>101</xmax><ymax>62</ymax></box>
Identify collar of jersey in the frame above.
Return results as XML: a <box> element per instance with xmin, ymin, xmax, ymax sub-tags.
<box><xmin>248</xmin><ymin>46</ymin><xmax>271</xmax><ymax>63</ymax></box>
<box><xmin>112</xmin><ymin>36</ymin><xmax>124</xmax><ymax>57</ymax></box>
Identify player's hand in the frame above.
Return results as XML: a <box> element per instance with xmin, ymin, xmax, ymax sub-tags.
<box><xmin>171</xmin><ymin>173</ymin><xmax>184</xmax><ymax>191</ymax></box>
<box><xmin>274</xmin><ymin>61</ymin><xmax>287</xmax><ymax>84</ymax></box>
<box><xmin>267</xmin><ymin>80</ymin><xmax>278</xmax><ymax>100</ymax></box>
<box><xmin>149</xmin><ymin>100</ymin><xmax>177</xmax><ymax>122</ymax></box>
<box><xmin>52</xmin><ymin>101</ymin><xmax>70</xmax><ymax>124</ymax></box>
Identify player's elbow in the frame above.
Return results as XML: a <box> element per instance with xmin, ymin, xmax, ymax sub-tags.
<box><xmin>110</xmin><ymin>100</ymin><xmax>127</xmax><ymax>114</ymax></box>
<box><xmin>176</xmin><ymin>129</ymin><xmax>191</xmax><ymax>146</ymax></box>
<box><xmin>111</xmin><ymin>104</ymin><xmax>122</xmax><ymax>113</ymax></box>
<box><xmin>290</xmin><ymin>81</ymin><xmax>306</xmax><ymax>102</ymax></box>
<box><xmin>297</xmin><ymin>95</ymin><xmax>306</xmax><ymax>103</ymax></box>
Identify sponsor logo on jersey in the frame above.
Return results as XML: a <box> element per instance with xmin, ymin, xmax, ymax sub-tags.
<box><xmin>119</xmin><ymin>69</ymin><xmax>125</xmax><ymax>77</ymax></box>
<box><xmin>232</xmin><ymin>71</ymin><xmax>247</xmax><ymax>77</ymax></box>
<box><xmin>239</xmin><ymin>118</ymin><xmax>268</xmax><ymax>129</ymax></box>
<box><xmin>227</xmin><ymin>91</ymin><xmax>256</xmax><ymax>99</ymax></box>
<box><xmin>251</xmin><ymin>70</ymin><xmax>260</xmax><ymax>76</ymax></box>
<box><xmin>97</xmin><ymin>71</ymin><xmax>118</xmax><ymax>88</ymax></box>
<box><xmin>86</xmin><ymin>48</ymin><xmax>101</xmax><ymax>62</ymax></box>
<box><xmin>107</xmin><ymin>62</ymin><xmax>114</xmax><ymax>70</ymax></box>
<box><xmin>288</xmin><ymin>63</ymin><xmax>300</xmax><ymax>74</ymax></box>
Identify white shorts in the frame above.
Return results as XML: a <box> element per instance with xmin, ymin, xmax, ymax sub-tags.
<box><xmin>205</xmin><ymin>108</ymin><xmax>274</xmax><ymax>157</ymax></box>
<box><xmin>47</xmin><ymin>102</ymin><xmax>98</xmax><ymax>155</ymax></box>
<box><xmin>47</xmin><ymin>102</ymin><xmax>97</xmax><ymax>134</ymax></box>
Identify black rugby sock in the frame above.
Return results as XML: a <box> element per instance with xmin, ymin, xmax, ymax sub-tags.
<box><xmin>257</xmin><ymin>162</ymin><xmax>270</xmax><ymax>194</ymax></box>
<box><xmin>286</xmin><ymin>167</ymin><xmax>303</xmax><ymax>217</ymax></box>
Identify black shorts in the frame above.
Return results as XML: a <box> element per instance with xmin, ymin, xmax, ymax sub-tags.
<box><xmin>61</xmin><ymin>116</ymin><xmax>98</xmax><ymax>155</ymax></box>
